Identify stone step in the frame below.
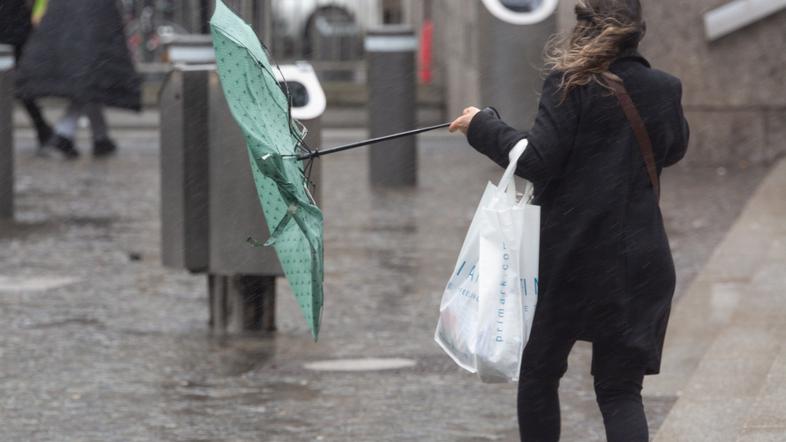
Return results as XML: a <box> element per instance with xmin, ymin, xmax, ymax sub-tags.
<box><xmin>737</xmin><ymin>338</ymin><xmax>786</xmax><ymax>441</ymax></box>
<box><xmin>653</xmin><ymin>324</ymin><xmax>783</xmax><ymax>442</ymax></box>
<box><xmin>651</xmin><ymin>159</ymin><xmax>786</xmax><ymax>441</ymax></box>
<box><xmin>644</xmin><ymin>160</ymin><xmax>786</xmax><ymax>400</ymax></box>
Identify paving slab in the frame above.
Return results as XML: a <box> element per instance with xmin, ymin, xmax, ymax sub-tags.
<box><xmin>740</xmin><ymin>330</ymin><xmax>786</xmax><ymax>432</ymax></box>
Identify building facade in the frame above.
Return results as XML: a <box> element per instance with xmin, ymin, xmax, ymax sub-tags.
<box><xmin>433</xmin><ymin>0</ymin><xmax>786</xmax><ymax>166</ymax></box>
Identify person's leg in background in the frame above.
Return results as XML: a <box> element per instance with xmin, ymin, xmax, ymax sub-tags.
<box><xmin>43</xmin><ymin>101</ymin><xmax>81</xmax><ymax>159</ymax></box>
<box><xmin>83</xmin><ymin>103</ymin><xmax>116</xmax><ymax>157</ymax></box>
<box><xmin>13</xmin><ymin>44</ymin><xmax>51</xmax><ymax>147</ymax></box>
<box><xmin>592</xmin><ymin>344</ymin><xmax>649</xmax><ymax>442</ymax></box>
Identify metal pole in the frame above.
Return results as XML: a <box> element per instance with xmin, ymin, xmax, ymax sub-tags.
<box><xmin>365</xmin><ymin>26</ymin><xmax>419</xmax><ymax>186</ymax></box>
<box><xmin>0</xmin><ymin>45</ymin><xmax>15</xmax><ymax>220</ymax></box>
<box><xmin>257</xmin><ymin>0</ymin><xmax>274</xmax><ymax>47</ymax></box>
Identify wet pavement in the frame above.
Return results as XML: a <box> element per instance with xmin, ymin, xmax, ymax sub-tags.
<box><xmin>0</xmin><ymin>126</ymin><xmax>771</xmax><ymax>441</ymax></box>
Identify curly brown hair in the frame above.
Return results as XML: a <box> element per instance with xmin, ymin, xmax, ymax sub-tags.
<box><xmin>545</xmin><ymin>0</ymin><xmax>646</xmax><ymax>100</ymax></box>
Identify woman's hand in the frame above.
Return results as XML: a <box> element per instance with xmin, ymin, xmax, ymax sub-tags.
<box><xmin>449</xmin><ymin>106</ymin><xmax>481</xmax><ymax>135</ymax></box>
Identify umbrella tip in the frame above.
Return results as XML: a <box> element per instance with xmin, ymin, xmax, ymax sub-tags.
<box><xmin>210</xmin><ymin>0</ymin><xmax>229</xmax><ymax>25</ymax></box>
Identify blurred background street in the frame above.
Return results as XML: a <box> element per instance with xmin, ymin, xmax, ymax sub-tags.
<box><xmin>1</xmin><ymin>0</ymin><xmax>785</xmax><ymax>441</ymax></box>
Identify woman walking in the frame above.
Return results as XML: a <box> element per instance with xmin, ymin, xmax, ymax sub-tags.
<box><xmin>15</xmin><ymin>0</ymin><xmax>141</xmax><ymax>159</ymax></box>
<box><xmin>449</xmin><ymin>1</ymin><xmax>689</xmax><ymax>441</ymax></box>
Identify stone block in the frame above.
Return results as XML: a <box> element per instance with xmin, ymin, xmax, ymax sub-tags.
<box><xmin>736</xmin><ymin>428</ymin><xmax>786</xmax><ymax>442</ymax></box>
<box><xmin>681</xmin><ymin>109</ymin><xmax>768</xmax><ymax>166</ymax></box>
<box><xmin>642</xmin><ymin>0</ymin><xmax>786</xmax><ymax>108</ymax></box>
<box><xmin>765</xmin><ymin>109</ymin><xmax>786</xmax><ymax>161</ymax></box>
<box><xmin>654</xmin><ymin>397</ymin><xmax>751</xmax><ymax>442</ymax></box>
<box><xmin>680</xmin><ymin>326</ymin><xmax>778</xmax><ymax>399</ymax></box>
<box><xmin>741</xmin><ymin>341</ymin><xmax>786</xmax><ymax>430</ymax></box>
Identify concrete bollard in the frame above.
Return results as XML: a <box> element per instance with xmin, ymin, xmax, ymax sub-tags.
<box><xmin>365</xmin><ymin>27</ymin><xmax>418</xmax><ymax>187</ymax></box>
<box><xmin>159</xmin><ymin>66</ymin><xmax>211</xmax><ymax>273</ymax></box>
<box><xmin>0</xmin><ymin>45</ymin><xmax>15</xmax><ymax>220</ymax></box>
<box><xmin>478</xmin><ymin>0</ymin><xmax>557</xmax><ymax>127</ymax></box>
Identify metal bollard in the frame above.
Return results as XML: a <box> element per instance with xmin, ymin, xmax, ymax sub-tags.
<box><xmin>365</xmin><ymin>27</ymin><xmax>418</xmax><ymax>187</ymax></box>
<box><xmin>478</xmin><ymin>0</ymin><xmax>558</xmax><ymax>127</ymax></box>
<box><xmin>207</xmin><ymin>68</ymin><xmax>282</xmax><ymax>333</ymax></box>
<box><xmin>159</xmin><ymin>65</ymin><xmax>210</xmax><ymax>273</ymax></box>
<box><xmin>0</xmin><ymin>45</ymin><xmax>14</xmax><ymax>219</ymax></box>
<box><xmin>0</xmin><ymin>45</ymin><xmax>15</xmax><ymax>220</ymax></box>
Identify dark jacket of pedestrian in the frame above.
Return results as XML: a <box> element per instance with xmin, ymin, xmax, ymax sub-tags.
<box><xmin>449</xmin><ymin>2</ymin><xmax>690</xmax><ymax>440</ymax></box>
<box><xmin>0</xmin><ymin>0</ymin><xmax>33</xmax><ymax>48</ymax></box>
<box><xmin>15</xmin><ymin>0</ymin><xmax>141</xmax><ymax>111</ymax></box>
<box><xmin>466</xmin><ymin>50</ymin><xmax>689</xmax><ymax>377</ymax></box>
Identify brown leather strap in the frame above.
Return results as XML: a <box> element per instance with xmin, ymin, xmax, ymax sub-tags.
<box><xmin>602</xmin><ymin>72</ymin><xmax>660</xmax><ymax>201</ymax></box>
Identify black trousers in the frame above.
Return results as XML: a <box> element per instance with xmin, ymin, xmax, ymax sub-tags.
<box><xmin>13</xmin><ymin>44</ymin><xmax>50</xmax><ymax>142</ymax></box>
<box><xmin>517</xmin><ymin>341</ymin><xmax>649</xmax><ymax>442</ymax></box>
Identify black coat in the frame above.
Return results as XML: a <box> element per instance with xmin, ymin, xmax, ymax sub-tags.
<box><xmin>467</xmin><ymin>52</ymin><xmax>689</xmax><ymax>375</ymax></box>
<box><xmin>15</xmin><ymin>0</ymin><xmax>141</xmax><ymax>111</ymax></box>
<box><xmin>0</xmin><ymin>0</ymin><xmax>33</xmax><ymax>48</ymax></box>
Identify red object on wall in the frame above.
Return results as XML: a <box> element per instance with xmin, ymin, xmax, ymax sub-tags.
<box><xmin>419</xmin><ymin>19</ymin><xmax>434</xmax><ymax>85</ymax></box>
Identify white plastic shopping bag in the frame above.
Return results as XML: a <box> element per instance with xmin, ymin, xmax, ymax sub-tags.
<box><xmin>435</xmin><ymin>140</ymin><xmax>540</xmax><ymax>383</ymax></box>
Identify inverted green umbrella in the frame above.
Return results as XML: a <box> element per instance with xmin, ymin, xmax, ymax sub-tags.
<box><xmin>210</xmin><ymin>0</ymin><xmax>458</xmax><ymax>339</ymax></box>
<box><xmin>211</xmin><ymin>0</ymin><xmax>324</xmax><ymax>339</ymax></box>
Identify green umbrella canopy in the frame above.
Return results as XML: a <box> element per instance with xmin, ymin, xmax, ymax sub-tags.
<box><xmin>210</xmin><ymin>0</ymin><xmax>324</xmax><ymax>339</ymax></box>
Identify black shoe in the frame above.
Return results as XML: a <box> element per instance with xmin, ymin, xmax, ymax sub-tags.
<box><xmin>40</xmin><ymin>135</ymin><xmax>79</xmax><ymax>160</ymax></box>
<box><xmin>93</xmin><ymin>138</ymin><xmax>117</xmax><ymax>157</ymax></box>
<box><xmin>35</xmin><ymin>124</ymin><xmax>54</xmax><ymax>148</ymax></box>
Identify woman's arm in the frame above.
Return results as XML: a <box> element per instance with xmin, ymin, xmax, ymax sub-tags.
<box><xmin>664</xmin><ymin>80</ymin><xmax>689</xmax><ymax>167</ymax></box>
<box><xmin>458</xmin><ymin>72</ymin><xmax>581</xmax><ymax>185</ymax></box>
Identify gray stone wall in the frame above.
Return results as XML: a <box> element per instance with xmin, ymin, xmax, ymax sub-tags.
<box><xmin>432</xmin><ymin>0</ymin><xmax>482</xmax><ymax>119</ymax></box>
<box><xmin>433</xmin><ymin>0</ymin><xmax>786</xmax><ymax>166</ymax></box>
<box><xmin>637</xmin><ymin>0</ymin><xmax>786</xmax><ymax>165</ymax></box>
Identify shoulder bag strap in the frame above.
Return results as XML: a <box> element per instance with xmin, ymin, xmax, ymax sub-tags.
<box><xmin>602</xmin><ymin>72</ymin><xmax>660</xmax><ymax>201</ymax></box>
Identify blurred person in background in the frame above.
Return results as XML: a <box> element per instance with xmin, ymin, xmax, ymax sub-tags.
<box><xmin>0</xmin><ymin>0</ymin><xmax>53</xmax><ymax>148</ymax></box>
<box><xmin>15</xmin><ymin>0</ymin><xmax>141</xmax><ymax>159</ymax></box>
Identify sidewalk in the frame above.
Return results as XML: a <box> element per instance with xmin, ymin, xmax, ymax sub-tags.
<box><xmin>647</xmin><ymin>159</ymin><xmax>786</xmax><ymax>441</ymax></box>
<box><xmin>0</xmin><ymin>125</ymin><xmax>776</xmax><ymax>441</ymax></box>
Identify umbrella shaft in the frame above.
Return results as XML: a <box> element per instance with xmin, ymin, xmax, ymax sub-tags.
<box><xmin>298</xmin><ymin>122</ymin><xmax>451</xmax><ymax>161</ymax></box>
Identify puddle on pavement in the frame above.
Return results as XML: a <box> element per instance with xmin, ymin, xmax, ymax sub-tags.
<box><xmin>304</xmin><ymin>358</ymin><xmax>417</xmax><ymax>372</ymax></box>
<box><xmin>164</xmin><ymin>380</ymin><xmax>319</xmax><ymax>405</ymax></box>
<box><xmin>0</xmin><ymin>216</ymin><xmax>113</xmax><ymax>240</ymax></box>
<box><xmin>199</xmin><ymin>335</ymin><xmax>278</xmax><ymax>377</ymax></box>
<box><xmin>0</xmin><ymin>219</ymin><xmax>53</xmax><ymax>239</ymax></box>
<box><xmin>24</xmin><ymin>317</ymin><xmax>104</xmax><ymax>330</ymax></box>
<box><xmin>0</xmin><ymin>275</ymin><xmax>80</xmax><ymax>292</ymax></box>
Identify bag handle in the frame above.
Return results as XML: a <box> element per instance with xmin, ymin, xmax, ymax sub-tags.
<box><xmin>602</xmin><ymin>72</ymin><xmax>661</xmax><ymax>201</ymax></box>
<box><xmin>497</xmin><ymin>139</ymin><xmax>529</xmax><ymax>199</ymax></box>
